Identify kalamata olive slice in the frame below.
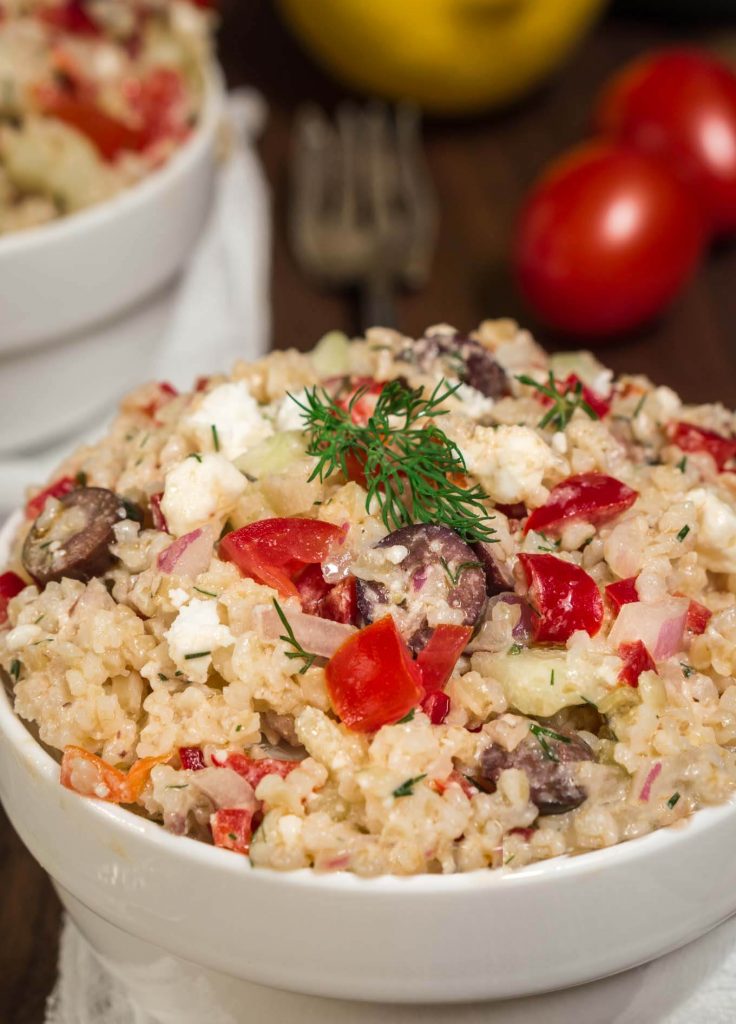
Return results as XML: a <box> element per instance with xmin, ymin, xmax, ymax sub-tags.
<box><xmin>476</xmin><ymin>729</ymin><xmax>595</xmax><ymax>815</ymax></box>
<box><xmin>22</xmin><ymin>487</ymin><xmax>129</xmax><ymax>586</ymax></box>
<box><xmin>399</xmin><ymin>332</ymin><xmax>510</xmax><ymax>400</ymax></box>
<box><xmin>472</xmin><ymin>540</ymin><xmax>515</xmax><ymax>596</ymax></box>
<box><xmin>355</xmin><ymin>524</ymin><xmax>487</xmax><ymax>653</ymax></box>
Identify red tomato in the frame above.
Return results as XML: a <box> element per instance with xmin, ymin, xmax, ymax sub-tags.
<box><xmin>25</xmin><ymin>475</ymin><xmax>77</xmax><ymax>519</ymax></box>
<box><xmin>225</xmin><ymin>753</ymin><xmax>299</xmax><ymax>789</ymax></box>
<box><xmin>178</xmin><ymin>746</ymin><xmax>206</xmax><ymax>771</ymax></box>
<box><xmin>518</xmin><ymin>553</ymin><xmax>604</xmax><ymax>643</ymax></box>
<box><xmin>41</xmin><ymin>93</ymin><xmax>148</xmax><ymax>161</ymax></box>
<box><xmin>605</xmin><ymin>576</ymin><xmax>639</xmax><ymax>613</ymax></box>
<box><xmin>420</xmin><ymin>691</ymin><xmax>451</xmax><ymax>725</ymax></box>
<box><xmin>618</xmin><ymin>640</ymin><xmax>656</xmax><ymax>687</ymax></box>
<box><xmin>336</xmin><ymin>378</ymin><xmax>385</xmax><ymax>426</ymax></box>
<box><xmin>0</xmin><ymin>571</ymin><xmax>25</xmax><ymax>624</ymax></box>
<box><xmin>687</xmin><ymin>600</ymin><xmax>712</xmax><ymax>635</ymax></box>
<box><xmin>221</xmin><ymin>518</ymin><xmax>345</xmax><ymax>599</ymax></box>
<box><xmin>415</xmin><ymin>624</ymin><xmax>472</xmax><ymax>694</ymax></box>
<box><xmin>525</xmin><ymin>473</ymin><xmax>637</xmax><ymax>537</ymax></box>
<box><xmin>325</xmin><ymin>616</ymin><xmax>423</xmax><ymax>733</ymax></box>
<box><xmin>210</xmin><ymin>808</ymin><xmax>255</xmax><ymax>855</ymax></box>
<box><xmin>513</xmin><ymin>141</ymin><xmax>704</xmax><ymax>337</ymax></box>
<box><xmin>537</xmin><ymin>375</ymin><xmax>611</xmax><ymax>420</ymax></box>
<box><xmin>597</xmin><ymin>50</ymin><xmax>736</xmax><ymax>236</ymax></box>
<box><xmin>60</xmin><ymin>747</ymin><xmax>169</xmax><ymax>803</ymax></box>
<box><xmin>666</xmin><ymin>421</ymin><xmax>736</xmax><ymax>472</ymax></box>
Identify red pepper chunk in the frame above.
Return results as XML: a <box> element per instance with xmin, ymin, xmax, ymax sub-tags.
<box><xmin>421</xmin><ymin>691</ymin><xmax>451</xmax><ymax>725</ymax></box>
<box><xmin>225</xmin><ymin>753</ymin><xmax>298</xmax><ymax>789</ymax></box>
<box><xmin>605</xmin><ymin>576</ymin><xmax>639</xmax><ymax>613</ymax></box>
<box><xmin>0</xmin><ymin>571</ymin><xmax>25</xmax><ymax>624</ymax></box>
<box><xmin>25</xmin><ymin>476</ymin><xmax>77</xmax><ymax>519</ymax></box>
<box><xmin>618</xmin><ymin>640</ymin><xmax>656</xmax><ymax>687</ymax></box>
<box><xmin>336</xmin><ymin>378</ymin><xmax>385</xmax><ymax>426</ymax></box>
<box><xmin>536</xmin><ymin>374</ymin><xmax>610</xmax><ymax>420</ymax></box>
<box><xmin>210</xmin><ymin>808</ymin><xmax>255</xmax><ymax>855</ymax></box>
<box><xmin>179</xmin><ymin>746</ymin><xmax>206</xmax><ymax>772</ymax></box>
<box><xmin>221</xmin><ymin>518</ymin><xmax>345</xmax><ymax>600</ymax></box>
<box><xmin>41</xmin><ymin>94</ymin><xmax>149</xmax><ymax>161</ymax></box>
<box><xmin>325</xmin><ymin>616</ymin><xmax>423</xmax><ymax>733</ymax></box>
<box><xmin>38</xmin><ymin>1</ymin><xmax>99</xmax><ymax>34</ymax></box>
<box><xmin>518</xmin><ymin>553</ymin><xmax>604</xmax><ymax>643</ymax></box>
<box><xmin>687</xmin><ymin>600</ymin><xmax>712</xmax><ymax>635</ymax></box>
<box><xmin>525</xmin><ymin>473</ymin><xmax>637</xmax><ymax>537</ymax></box>
<box><xmin>416</xmin><ymin>624</ymin><xmax>472</xmax><ymax>694</ymax></box>
<box><xmin>667</xmin><ymin>421</ymin><xmax>736</xmax><ymax>472</ymax></box>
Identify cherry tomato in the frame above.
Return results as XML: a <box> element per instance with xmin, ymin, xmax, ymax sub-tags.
<box><xmin>605</xmin><ymin>576</ymin><xmax>639</xmax><ymax>613</ymax></box>
<box><xmin>221</xmin><ymin>518</ymin><xmax>345</xmax><ymax>599</ymax></box>
<box><xmin>513</xmin><ymin>141</ymin><xmax>704</xmax><ymax>337</ymax></box>
<box><xmin>325</xmin><ymin>616</ymin><xmax>423</xmax><ymax>733</ymax></box>
<box><xmin>618</xmin><ymin>640</ymin><xmax>656</xmax><ymax>688</ymax></box>
<box><xmin>60</xmin><ymin>746</ymin><xmax>169</xmax><ymax>803</ymax></box>
<box><xmin>415</xmin><ymin>624</ymin><xmax>472</xmax><ymax>694</ymax></box>
<box><xmin>518</xmin><ymin>553</ymin><xmax>603</xmax><ymax>643</ymax></box>
<box><xmin>524</xmin><ymin>473</ymin><xmax>637</xmax><ymax>538</ymax></box>
<box><xmin>0</xmin><ymin>571</ymin><xmax>25</xmax><ymax>624</ymax></box>
<box><xmin>597</xmin><ymin>50</ymin><xmax>736</xmax><ymax>236</ymax></box>
<box><xmin>210</xmin><ymin>808</ymin><xmax>255</xmax><ymax>855</ymax></box>
<box><xmin>25</xmin><ymin>475</ymin><xmax>77</xmax><ymax>519</ymax></box>
<box><xmin>666</xmin><ymin>421</ymin><xmax>736</xmax><ymax>472</ymax></box>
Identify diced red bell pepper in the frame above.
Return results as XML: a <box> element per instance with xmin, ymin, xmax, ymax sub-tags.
<box><xmin>225</xmin><ymin>753</ymin><xmax>299</xmax><ymax>789</ymax></box>
<box><xmin>618</xmin><ymin>640</ymin><xmax>656</xmax><ymax>687</ymax></box>
<box><xmin>687</xmin><ymin>599</ymin><xmax>712</xmax><ymax>635</ymax></box>
<box><xmin>123</xmin><ymin>68</ymin><xmax>188</xmax><ymax>146</ymax></box>
<box><xmin>221</xmin><ymin>517</ymin><xmax>345</xmax><ymax>600</ymax></box>
<box><xmin>605</xmin><ymin>576</ymin><xmax>639</xmax><ymax>613</ymax></box>
<box><xmin>336</xmin><ymin>378</ymin><xmax>385</xmax><ymax>426</ymax></box>
<box><xmin>524</xmin><ymin>473</ymin><xmax>637</xmax><ymax>537</ymax></box>
<box><xmin>37</xmin><ymin>1</ymin><xmax>99</xmax><ymax>34</ymax></box>
<box><xmin>432</xmin><ymin>770</ymin><xmax>477</xmax><ymax>799</ymax></box>
<box><xmin>41</xmin><ymin>93</ymin><xmax>148</xmax><ymax>161</ymax></box>
<box><xmin>179</xmin><ymin>746</ymin><xmax>206</xmax><ymax>772</ymax></box>
<box><xmin>0</xmin><ymin>571</ymin><xmax>25</xmax><ymax>625</ymax></box>
<box><xmin>210</xmin><ymin>807</ymin><xmax>255</xmax><ymax>855</ymax></box>
<box><xmin>142</xmin><ymin>381</ymin><xmax>178</xmax><ymax>419</ymax></box>
<box><xmin>667</xmin><ymin>421</ymin><xmax>736</xmax><ymax>472</ymax></box>
<box><xmin>325</xmin><ymin>616</ymin><xmax>423</xmax><ymax>733</ymax></box>
<box><xmin>150</xmin><ymin>492</ymin><xmax>168</xmax><ymax>533</ymax></box>
<box><xmin>518</xmin><ymin>553</ymin><xmax>604</xmax><ymax>643</ymax></box>
<box><xmin>415</xmin><ymin>624</ymin><xmax>472</xmax><ymax>694</ymax></box>
<box><xmin>60</xmin><ymin>747</ymin><xmax>170</xmax><ymax>803</ymax></box>
<box><xmin>421</xmin><ymin>691</ymin><xmax>451</xmax><ymax>725</ymax></box>
<box><xmin>25</xmin><ymin>475</ymin><xmax>77</xmax><ymax>519</ymax></box>
<box><xmin>537</xmin><ymin>374</ymin><xmax>610</xmax><ymax>420</ymax></box>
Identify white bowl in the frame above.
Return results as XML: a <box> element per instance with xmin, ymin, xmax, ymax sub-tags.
<box><xmin>0</xmin><ymin>71</ymin><xmax>224</xmax><ymax>454</ymax></box>
<box><xmin>2</xmin><ymin>510</ymin><xmax>736</xmax><ymax>1012</ymax></box>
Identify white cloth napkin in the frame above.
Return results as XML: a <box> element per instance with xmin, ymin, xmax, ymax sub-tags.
<box><xmin>46</xmin><ymin>912</ymin><xmax>736</xmax><ymax>1024</ymax></box>
<box><xmin>0</xmin><ymin>88</ymin><xmax>271</xmax><ymax>515</ymax></box>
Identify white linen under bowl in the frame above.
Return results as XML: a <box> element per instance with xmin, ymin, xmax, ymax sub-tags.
<box><xmin>0</xmin><ymin>72</ymin><xmax>224</xmax><ymax>455</ymax></box>
<box><xmin>1</xmin><ymin>512</ymin><xmax>736</xmax><ymax>1013</ymax></box>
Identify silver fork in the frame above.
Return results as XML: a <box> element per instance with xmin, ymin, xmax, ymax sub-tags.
<box><xmin>290</xmin><ymin>103</ymin><xmax>437</xmax><ymax>331</ymax></box>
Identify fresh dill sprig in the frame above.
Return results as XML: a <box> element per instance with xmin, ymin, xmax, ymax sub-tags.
<box><xmin>529</xmin><ymin>722</ymin><xmax>571</xmax><ymax>762</ymax></box>
<box><xmin>439</xmin><ymin>557</ymin><xmax>483</xmax><ymax>587</ymax></box>
<box><xmin>272</xmin><ymin>599</ymin><xmax>316</xmax><ymax>675</ymax></box>
<box><xmin>293</xmin><ymin>379</ymin><xmax>496</xmax><ymax>544</ymax></box>
<box><xmin>516</xmin><ymin>372</ymin><xmax>599</xmax><ymax>431</ymax></box>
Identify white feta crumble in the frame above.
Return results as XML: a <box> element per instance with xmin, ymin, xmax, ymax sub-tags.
<box><xmin>454</xmin><ymin>382</ymin><xmax>495</xmax><ymax>420</ymax></box>
<box><xmin>274</xmin><ymin>391</ymin><xmax>307</xmax><ymax>432</ymax></box>
<box><xmin>165</xmin><ymin>598</ymin><xmax>234</xmax><ymax>684</ymax></box>
<box><xmin>445</xmin><ymin>421</ymin><xmax>557</xmax><ymax>504</ymax></box>
<box><xmin>161</xmin><ymin>453</ymin><xmax>246</xmax><ymax>537</ymax></box>
<box><xmin>687</xmin><ymin>488</ymin><xmax>736</xmax><ymax>573</ymax></box>
<box><xmin>169</xmin><ymin>587</ymin><xmax>189</xmax><ymax>609</ymax></box>
<box><xmin>182</xmin><ymin>381</ymin><xmax>273</xmax><ymax>460</ymax></box>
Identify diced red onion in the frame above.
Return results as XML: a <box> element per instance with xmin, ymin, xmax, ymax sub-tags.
<box><xmin>190</xmin><ymin>767</ymin><xmax>258</xmax><ymax>811</ymax></box>
<box><xmin>608</xmin><ymin>599</ymin><xmax>688</xmax><ymax>660</ymax></box>
<box><xmin>639</xmin><ymin>762</ymin><xmax>662</xmax><ymax>802</ymax></box>
<box><xmin>257</xmin><ymin>605</ymin><xmax>357</xmax><ymax>658</ymax></box>
<box><xmin>468</xmin><ymin>594</ymin><xmax>534</xmax><ymax>653</ymax></box>
<box><xmin>157</xmin><ymin>524</ymin><xmax>216</xmax><ymax>578</ymax></box>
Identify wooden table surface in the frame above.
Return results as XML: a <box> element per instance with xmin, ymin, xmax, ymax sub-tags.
<box><xmin>2</xmin><ymin>4</ymin><xmax>736</xmax><ymax>1021</ymax></box>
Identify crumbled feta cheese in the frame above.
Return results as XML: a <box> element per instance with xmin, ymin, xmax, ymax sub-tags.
<box><xmin>445</xmin><ymin>420</ymin><xmax>557</xmax><ymax>504</ymax></box>
<box><xmin>165</xmin><ymin>598</ymin><xmax>234</xmax><ymax>683</ymax></box>
<box><xmin>169</xmin><ymin>587</ymin><xmax>189</xmax><ymax>609</ymax></box>
<box><xmin>182</xmin><ymin>381</ymin><xmax>273</xmax><ymax>460</ymax></box>
<box><xmin>687</xmin><ymin>488</ymin><xmax>736</xmax><ymax>573</ymax></box>
<box><xmin>161</xmin><ymin>453</ymin><xmax>246</xmax><ymax>537</ymax></box>
<box><xmin>454</xmin><ymin>382</ymin><xmax>495</xmax><ymax>421</ymax></box>
<box><xmin>274</xmin><ymin>391</ymin><xmax>307</xmax><ymax>432</ymax></box>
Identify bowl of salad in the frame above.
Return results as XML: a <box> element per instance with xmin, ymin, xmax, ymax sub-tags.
<box><xmin>0</xmin><ymin>0</ymin><xmax>222</xmax><ymax>450</ymax></box>
<box><xmin>2</xmin><ymin>321</ymin><xmax>736</xmax><ymax>1007</ymax></box>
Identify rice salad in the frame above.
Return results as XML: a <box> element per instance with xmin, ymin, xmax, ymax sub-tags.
<box><xmin>0</xmin><ymin>0</ymin><xmax>213</xmax><ymax>235</ymax></box>
<box><xmin>3</xmin><ymin>320</ymin><xmax>736</xmax><ymax>877</ymax></box>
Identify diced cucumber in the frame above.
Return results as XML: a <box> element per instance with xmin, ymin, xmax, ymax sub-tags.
<box><xmin>234</xmin><ymin>431</ymin><xmax>306</xmax><ymax>479</ymax></box>
<box><xmin>311</xmin><ymin>331</ymin><xmax>350</xmax><ymax>378</ymax></box>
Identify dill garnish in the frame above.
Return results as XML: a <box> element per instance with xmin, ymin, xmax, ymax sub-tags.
<box><xmin>393</xmin><ymin>774</ymin><xmax>427</xmax><ymax>798</ymax></box>
<box><xmin>516</xmin><ymin>373</ymin><xmax>599</xmax><ymax>431</ymax></box>
<box><xmin>397</xmin><ymin>708</ymin><xmax>416</xmax><ymax>724</ymax></box>
<box><xmin>667</xmin><ymin>792</ymin><xmax>681</xmax><ymax>810</ymax></box>
<box><xmin>293</xmin><ymin>379</ymin><xmax>496</xmax><ymax>544</ymax></box>
<box><xmin>9</xmin><ymin>659</ymin><xmax>21</xmax><ymax>682</ymax></box>
<box><xmin>439</xmin><ymin>557</ymin><xmax>483</xmax><ymax>587</ymax></box>
<box><xmin>211</xmin><ymin>424</ymin><xmax>220</xmax><ymax>452</ymax></box>
<box><xmin>184</xmin><ymin>651</ymin><xmax>211</xmax><ymax>660</ymax></box>
<box><xmin>529</xmin><ymin>723</ymin><xmax>571</xmax><ymax>762</ymax></box>
<box><xmin>272</xmin><ymin>599</ymin><xmax>316</xmax><ymax>675</ymax></box>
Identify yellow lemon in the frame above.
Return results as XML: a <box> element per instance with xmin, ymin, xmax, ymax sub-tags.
<box><xmin>278</xmin><ymin>0</ymin><xmax>605</xmax><ymax>115</ymax></box>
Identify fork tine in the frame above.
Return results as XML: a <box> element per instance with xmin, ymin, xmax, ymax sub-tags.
<box><xmin>290</xmin><ymin>105</ymin><xmax>333</xmax><ymax>272</ymax></box>
<box><xmin>395</xmin><ymin>103</ymin><xmax>437</xmax><ymax>288</ymax></box>
<box><xmin>364</xmin><ymin>103</ymin><xmax>395</xmax><ymax>240</ymax></box>
<box><xmin>336</xmin><ymin>102</ymin><xmax>359</xmax><ymax>227</ymax></box>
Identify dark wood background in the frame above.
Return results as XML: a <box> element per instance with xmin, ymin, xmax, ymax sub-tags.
<box><xmin>2</xmin><ymin>3</ymin><xmax>736</xmax><ymax>1020</ymax></box>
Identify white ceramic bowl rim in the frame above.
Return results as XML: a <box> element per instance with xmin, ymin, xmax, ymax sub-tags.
<box><xmin>0</xmin><ymin>64</ymin><xmax>224</xmax><ymax>258</ymax></box>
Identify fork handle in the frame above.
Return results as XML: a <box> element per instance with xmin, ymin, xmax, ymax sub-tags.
<box><xmin>360</xmin><ymin>271</ymin><xmax>397</xmax><ymax>331</ymax></box>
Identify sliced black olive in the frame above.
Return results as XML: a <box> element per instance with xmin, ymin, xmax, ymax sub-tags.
<box><xmin>399</xmin><ymin>332</ymin><xmax>510</xmax><ymax>401</ymax></box>
<box><xmin>476</xmin><ymin>730</ymin><xmax>596</xmax><ymax>815</ymax></box>
<box><xmin>355</xmin><ymin>524</ymin><xmax>487</xmax><ymax>653</ymax></box>
<box><xmin>472</xmin><ymin>541</ymin><xmax>515</xmax><ymax>597</ymax></box>
<box><xmin>22</xmin><ymin>487</ymin><xmax>129</xmax><ymax>586</ymax></box>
